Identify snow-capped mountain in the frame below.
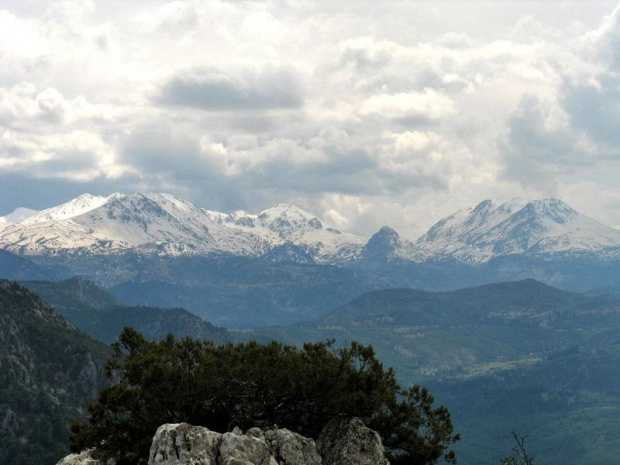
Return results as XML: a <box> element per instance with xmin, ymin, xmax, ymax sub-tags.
<box><xmin>0</xmin><ymin>193</ymin><xmax>275</xmax><ymax>257</ymax></box>
<box><xmin>0</xmin><ymin>207</ymin><xmax>38</xmax><ymax>224</ymax></box>
<box><xmin>0</xmin><ymin>193</ymin><xmax>363</xmax><ymax>262</ymax></box>
<box><xmin>414</xmin><ymin>198</ymin><xmax>620</xmax><ymax>263</ymax></box>
<box><xmin>205</xmin><ymin>204</ymin><xmax>366</xmax><ymax>262</ymax></box>
<box><xmin>2</xmin><ymin>194</ymin><xmax>620</xmax><ymax>265</ymax></box>
<box><xmin>24</xmin><ymin>194</ymin><xmax>106</xmax><ymax>224</ymax></box>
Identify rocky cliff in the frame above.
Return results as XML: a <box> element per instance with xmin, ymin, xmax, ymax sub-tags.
<box><xmin>57</xmin><ymin>417</ymin><xmax>389</xmax><ymax>465</ymax></box>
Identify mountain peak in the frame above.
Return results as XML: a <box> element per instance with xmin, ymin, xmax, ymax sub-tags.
<box><xmin>416</xmin><ymin>197</ymin><xmax>620</xmax><ymax>263</ymax></box>
<box><xmin>0</xmin><ymin>193</ymin><xmax>365</xmax><ymax>262</ymax></box>
<box><xmin>362</xmin><ymin>226</ymin><xmax>417</xmax><ymax>262</ymax></box>
<box><xmin>205</xmin><ymin>203</ymin><xmax>365</xmax><ymax>262</ymax></box>
<box><xmin>0</xmin><ymin>207</ymin><xmax>38</xmax><ymax>224</ymax></box>
<box><xmin>518</xmin><ymin>198</ymin><xmax>578</xmax><ymax>224</ymax></box>
<box><xmin>258</xmin><ymin>204</ymin><xmax>320</xmax><ymax>223</ymax></box>
<box><xmin>23</xmin><ymin>193</ymin><xmax>107</xmax><ymax>224</ymax></box>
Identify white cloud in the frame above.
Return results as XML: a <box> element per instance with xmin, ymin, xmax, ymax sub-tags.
<box><xmin>360</xmin><ymin>90</ymin><xmax>457</xmax><ymax>121</ymax></box>
<box><xmin>0</xmin><ymin>10</ymin><xmax>45</xmax><ymax>61</ymax></box>
<box><xmin>1</xmin><ymin>1</ymin><xmax>620</xmax><ymax>237</ymax></box>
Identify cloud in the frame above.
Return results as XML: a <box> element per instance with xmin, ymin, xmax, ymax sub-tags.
<box><xmin>155</xmin><ymin>66</ymin><xmax>304</xmax><ymax>111</ymax></box>
<box><xmin>562</xmin><ymin>78</ymin><xmax>620</xmax><ymax>150</ymax></box>
<box><xmin>140</xmin><ymin>1</ymin><xmax>199</xmax><ymax>34</ymax></box>
<box><xmin>3</xmin><ymin>1</ymin><xmax>620</xmax><ymax>238</ymax></box>
<box><xmin>360</xmin><ymin>90</ymin><xmax>457</xmax><ymax>122</ymax></box>
<box><xmin>0</xmin><ymin>9</ymin><xmax>45</xmax><ymax>62</ymax></box>
<box><xmin>499</xmin><ymin>94</ymin><xmax>589</xmax><ymax>188</ymax></box>
<box><xmin>585</xmin><ymin>4</ymin><xmax>620</xmax><ymax>70</ymax></box>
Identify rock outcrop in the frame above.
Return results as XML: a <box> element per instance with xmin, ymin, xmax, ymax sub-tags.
<box><xmin>316</xmin><ymin>417</ymin><xmax>389</xmax><ymax>465</ymax></box>
<box><xmin>148</xmin><ymin>422</ymin><xmax>323</xmax><ymax>465</ymax></box>
<box><xmin>56</xmin><ymin>449</ymin><xmax>107</xmax><ymax>465</ymax></box>
<box><xmin>58</xmin><ymin>417</ymin><xmax>389</xmax><ymax>465</ymax></box>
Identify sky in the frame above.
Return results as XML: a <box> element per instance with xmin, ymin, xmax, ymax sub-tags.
<box><xmin>2</xmin><ymin>0</ymin><xmax>620</xmax><ymax>238</ymax></box>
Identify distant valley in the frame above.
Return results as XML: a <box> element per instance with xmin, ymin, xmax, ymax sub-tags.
<box><xmin>248</xmin><ymin>279</ymin><xmax>620</xmax><ymax>465</ymax></box>
<box><xmin>4</xmin><ymin>274</ymin><xmax>620</xmax><ymax>464</ymax></box>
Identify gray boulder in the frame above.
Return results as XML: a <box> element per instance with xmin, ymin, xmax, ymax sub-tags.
<box><xmin>147</xmin><ymin>422</ymin><xmax>321</xmax><ymax>465</ymax></box>
<box><xmin>149</xmin><ymin>423</ymin><xmax>222</xmax><ymax>465</ymax></box>
<box><xmin>264</xmin><ymin>428</ymin><xmax>322</xmax><ymax>465</ymax></box>
<box><xmin>317</xmin><ymin>417</ymin><xmax>389</xmax><ymax>465</ymax></box>
<box><xmin>219</xmin><ymin>429</ymin><xmax>273</xmax><ymax>465</ymax></box>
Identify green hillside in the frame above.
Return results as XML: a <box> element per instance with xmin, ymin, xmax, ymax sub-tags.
<box><xmin>23</xmin><ymin>278</ymin><xmax>230</xmax><ymax>344</ymax></box>
<box><xmin>246</xmin><ymin>279</ymin><xmax>620</xmax><ymax>465</ymax></box>
<box><xmin>0</xmin><ymin>279</ymin><xmax>109</xmax><ymax>465</ymax></box>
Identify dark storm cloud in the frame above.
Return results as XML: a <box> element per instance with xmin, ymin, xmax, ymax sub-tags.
<box><xmin>155</xmin><ymin>67</ymin><xmax>304</xmax><ymax>111</ymax></box>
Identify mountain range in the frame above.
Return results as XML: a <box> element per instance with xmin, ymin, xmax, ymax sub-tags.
<box><xmin>0</xmin><ymin>193</ymin><xmax>365</xmax><ymax>263</ymax></box>
<box><xmin>2</xmin><ymin>193</ymin><xmax>620</xmax><ymax>325</ymax></box>
<box><xmin>2</xmin><ymin>193</ymin><xmax>620</xmax><ymax>264</ymax></box>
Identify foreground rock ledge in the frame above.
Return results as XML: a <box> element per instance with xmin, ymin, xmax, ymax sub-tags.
<box><xmin>57</xmin><ymin>417</ymin><xmax>389</xmax><ymax>465</ymax></box>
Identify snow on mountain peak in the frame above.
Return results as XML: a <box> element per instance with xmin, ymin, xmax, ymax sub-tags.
<box><xmin>257</xmin><ymin>204</ymin><xmax>324</xmax><ymax>234</ymax></box>
<box><xmin>205</xmin><ymin>203</ymin><xmax>365</xmax><ymax>262</ymax></box>
<box><xmin>0</xmin><ymin>192</ymin><xmax>365</xmax><ymax>261</ymax></box>
<box><xmin>23</xmin><ymin>194</ymin><xmax>107</xmax><ymax>224</ymax></box>
<box><xmin>7</xmin><ymin>192</ymin><xmax>617</xmax><ymax>265</ymax></box>
<box><xmin>415</xmin><ymin>197</ymin><xmax>620</xmax><ymax>263</ymax></box>
<box><xmin>0</xmin><ymin>207</ymin><xmax>38</xmax><ymax>224</ymax></box>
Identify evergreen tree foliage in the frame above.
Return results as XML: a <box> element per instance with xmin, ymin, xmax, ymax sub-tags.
<box><xmin>70</xmin><ymin>327</ymin><xmax>459</xmax><ymax>465</ymax></box>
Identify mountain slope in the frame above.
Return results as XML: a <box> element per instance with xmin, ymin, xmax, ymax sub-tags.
<box><xmin>22</xmin><ymin>278</ymin><xmax>230</xmax><ymax>344</ymax></box>
<box><xmin>0</xmin><ymin>279</ymin><xmax>109</xmax><ymax>465</ymax></box>
<box><xmin>256</xmin><ymin>279</ymin><xmax>620</xmax><ymax>381</ymax></box>
<box><xmin>361</xmin><ymin>226</ymin><xmax>419</xmax><ymax>262</ymax></box>
<box><xmin>1</xmin><ymin>193</ymin><xmax>364</xmax><ymax>262</ymax></box>
<box><xmin>0</xmin><ymin>207</ymin><xmax>38</xmax><ymax>224</ymax></box>
<box><xmin>206</xmin><ymin>203</ymin><xmax>366</xmax><ymax>263</ymax></box>
<box><xmin>0</xmin><ymin>249</ymin><xmax>69</xmax><ymax>281</ymax></box>
<box><xmin>23</xmin><ymin>194</ymin><xmax>106</xmax><ymax>224</ymax></box>
<box><xmin>415</xmin><ymin>198</ymin><xmax>620</xmax><ymax>263</ymax></box>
